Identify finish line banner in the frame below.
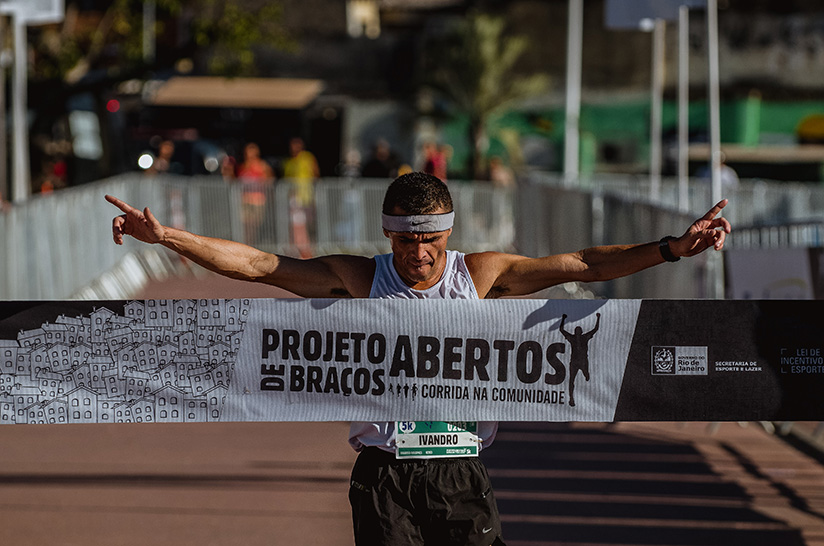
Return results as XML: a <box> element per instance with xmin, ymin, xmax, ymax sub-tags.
<box><xmin>0</xmin><ymin>299</ymin><xmax>821</xmax><ymax>424</ymax></box>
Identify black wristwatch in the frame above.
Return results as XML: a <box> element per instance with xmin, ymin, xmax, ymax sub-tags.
<box><xmin>659</xmin><ymin>236</ymin><xmax>680</xmax><ymax>262</ymax></box>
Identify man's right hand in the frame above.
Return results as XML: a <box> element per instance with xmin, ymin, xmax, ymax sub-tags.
<box><xmin>106</xmin><ymin>195</ymin><xmax>167</xmax><ymax>245</ymax></box>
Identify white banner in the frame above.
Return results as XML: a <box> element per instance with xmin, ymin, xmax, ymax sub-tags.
<box><xmin>5</xmin><ymin>298</ymin><xmax>824</xmax><ymax>425</ymax></box>
<box><xmin>230</xmin><ymin>299</ymin><xmax>637</xmax><ymax>422</ymax></box>
<box><xmin>0</xmin><ymin>299</ymin><xmax>638</xmax><ymax>424</ymax></box>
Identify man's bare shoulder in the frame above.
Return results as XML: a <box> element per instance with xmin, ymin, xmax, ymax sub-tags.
<box><xmin>464</xmin><ymin>251</ymin><xmax>526</xmax><ymax>270</ymax></box>
<box><xmin>464</xmin><ymin>251</ymin><xmax>526</xmax><ymax>299</ymax></box>
<box><xmin>464</xmin><ymin>251</ymin><xmax>580</xmax><ymax>299</ymax></box>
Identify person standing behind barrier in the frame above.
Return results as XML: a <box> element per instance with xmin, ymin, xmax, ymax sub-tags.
<box><xmin>235</xmin><ymin>142</ymin><xmax>274</xmax><ymax>246</ymax></box>
<box><xmin>483</xmin><ymin>156</ymin><xmax>517</xmax><ymax>245</ymax></box>
<box><xmin>283</xmin><ymin>137</ymin><xmax>320</xmax><ymax>258</ymax></box>
<box><xmin>698</xmin><ymin>152</ymin><xmax>739</xmax><ymax>192</ymax></box>
<box><xmin>106</xmin><ymin>172</ymin><xmax>730</xmax><ymax>546</ymax></box>
<box><xmin>488</xmin><ymin>156</ymin><xmax>515</xmax><ymax>189</ymax></box>
<box><xmin>422</xmin><ymin>141</ymin><xmax>449</xmax><ymax>181</ymax></box>
<box><xmin>145</xmin><ymin>140</ymin><xmax>180</xmax><ymax>177</ymax></box>
<box><xmin>362</xmin><ymin>138</ymin><xmax>401</xmax><ymax>179</ymax></box>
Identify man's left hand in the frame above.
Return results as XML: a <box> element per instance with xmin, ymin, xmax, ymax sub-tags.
<box><xmin>672</xmin><ymin>199</ymin><xmax>732</xmax><ymax>258</ymax></box>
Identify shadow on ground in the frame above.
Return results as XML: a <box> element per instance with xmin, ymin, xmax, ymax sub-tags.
<box><xmin>483</xmin><ymin>422</ymin><xmax>807</xmax><ymax>546</ymax></box>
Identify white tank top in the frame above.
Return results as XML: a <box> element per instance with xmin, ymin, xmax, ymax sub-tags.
<box><xmin>368</xmin><ymin>251</ymin><xmax>480</xmax><ymax>299</ymax></box>
<box><xmin>349</xmin><ymin>250</ymin><xmax>498</xmax><ymax>453</ymax></box>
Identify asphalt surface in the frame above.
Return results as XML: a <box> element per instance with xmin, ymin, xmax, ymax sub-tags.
<box><xmin>3</xmin><ymin>271</ymin><xmax>824</xmax><ymax>546</ymax></box>
<box><xmin>4</xmin><ymin>420</ymin><xmax>824</xmax><ymax>546</ymax></box>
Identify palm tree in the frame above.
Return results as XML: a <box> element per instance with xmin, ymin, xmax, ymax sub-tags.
<box><xmin>422</xmin><ymin>12</ymin><xmax>549</xmax><ymax>180</ymax></box>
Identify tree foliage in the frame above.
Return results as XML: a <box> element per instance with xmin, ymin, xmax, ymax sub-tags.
<box><xmin>30</xmin><ymin>0</ymin><xmax>295</xmax><ymax>84</ymax></box>
<box><xmin>191</xmin><ymin>0</ymin><xmax>295</xmax><ymax>77</ymax></box>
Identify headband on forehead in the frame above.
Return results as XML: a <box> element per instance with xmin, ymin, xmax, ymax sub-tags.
<box><xmin>381</xmin><ymin>212</ymin><xmax>455</xmax><ymax>233</ymax></box>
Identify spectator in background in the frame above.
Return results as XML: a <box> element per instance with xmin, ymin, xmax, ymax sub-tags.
<box><xmin>422</xmin><ymin>141</ymin><xmax>449</xmax><ymax>181</ymax></box>
<box><xmin>283</xmin><ymin>137</ymin><xmax>320</xmax><ymax>258</ymax></box>
<box><xmin>336</xmin><ymin>149</ymin><xmax>365</xmax><ymax>244</ymax></box>
<box><xmin>488</xmin><ymin>156</ymin><xmax>516</xmax><ymax>189</ymax></box>
<box><xmin>238</xmin><ymin>142</ymin><xmax>274</xmax><ymax>180</ymax></box>
<box><xmin>221</xmin><ymin>155</ymin><xmax>237</xmax><ymax>182</ymax></box>
<box><xmin>485</xmin><ymin>156</ymin><xmax>517</xmax><ymax>245</ymax></box>
<box><xmin>52</xmin><ymin>155</ymin><xmax>68</xmax><ymax>188</ymax></box>
<box><xmin>361</xmin><ymin>138</ymin><xmax>401</xmax><ymax>179</ymax></box>
<box><xmin>283</xmin><ymin>137</ymin><xmax>320</xmax><ymax>204</ymax></box>
<box><xmin>35</xmin><ymin>154</ymin><xmax>69</xmax><ymax>195</ymax></box>
<box><xmin>146</xmin><ymin>140</ymin><xmax>179</xmax><ymax>176</ymax></box>
<box><xmin>698</xmin><ymin>152</ymin><xmax>740</xmax><ymax>192</ymax></box>
<box><xmin>719</xmin><ymin>154</ymin><xmax>740</xmax><ymax>191</ymax></box>
<box><xmin>235</xmin><ymin>142</ymin><xmax>275</xmax><ymax>245</ymax></box>
<box><xmin>438</xmin><ymin>144</ymin><xmax>453</xmax><ymax>179</ymax></box>
<box><xmin>338</xmin><ymin>149</ymin><xmax>362</xmax><ymax>179</ymax></box>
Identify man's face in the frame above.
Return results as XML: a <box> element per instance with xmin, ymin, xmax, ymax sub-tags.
<box><xmin>384</xmin><ymin>206</ymin><xmax>452</xmax><ymax>289</ymax></box>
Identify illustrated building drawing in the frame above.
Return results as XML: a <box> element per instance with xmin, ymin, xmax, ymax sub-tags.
<box><xmin>0</xmin><ymin>299</ymin><xmax>250</xmax><ymax>424</ymax></box>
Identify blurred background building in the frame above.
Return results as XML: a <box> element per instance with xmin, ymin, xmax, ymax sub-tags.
<box><xmin>6</xmin><ymin>0</ymin><xmax>824</xmax><ymax>195</ymax></box>
<box><xmin>2</xmin><ymin>0</ymin><xmax>824</xmax><ymax>302</ymax></box>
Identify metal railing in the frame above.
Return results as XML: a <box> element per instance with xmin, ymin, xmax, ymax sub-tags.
<box><xmin>726</xmin><ymin>221</ymin><xmax>824</xmax><ymax>249</ymax></box>
<box><xmin>2</xmin><ymin>172</ymin><xmax>821</xmax><ymax>300</ymax></box>
<box><xmin>527</xmin><ymin>171</ymin><xmax>824</xmax><ymax>230</ymax></box>
<box><xmin>0</xmin><ymin>175</ymin><xmax>519</xmax><ymax>300</ymax></box>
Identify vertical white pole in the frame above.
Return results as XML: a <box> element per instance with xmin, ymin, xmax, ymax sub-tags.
<box><xmin>649</xmin><ymin>19</ymin><xmax>665</xmax><ymax>202</ymax></box>
<box><xmin>678</xmin><ymin>5</ymin><xmax>689</xmax><ymax>212</ymax></box>
<box><xmin>707</xmin><ymin>0</ymin><xmax>722</xmax><ymax>205</ymax></box>
<box><xmin>11</xmin><ymin>15</ymin><xmax>29</xmax><ymax>203</ymax></box>
<box><xmin>564</xmin><ymin>0</ymin><xmax>583</xmax><ymax>186</ymax></box>
<box><xmin>0</xmin><ymin>17</ymin><xmax>7</xmax><ymax>202</ymax></box>
<box><xmin>706</xmin><ymin>0</ymin><xmax>724</xmax><ymax>299</ymax></box>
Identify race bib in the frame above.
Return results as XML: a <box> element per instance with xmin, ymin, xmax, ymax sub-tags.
<box><xmin>395</xmin><ymin>421</ymin><xmax>480</xmax><ymax>459</ymax></box>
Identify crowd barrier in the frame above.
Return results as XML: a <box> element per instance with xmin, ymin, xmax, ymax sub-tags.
<box><xmin>527</xmin><ymin>171</ymin><xmax>824</xmax><ymax>229</ymax></box>
<box><xmin>2</xmin><ymin>172</ymin><xmax>822</xmax><ymax>301</ymax></box>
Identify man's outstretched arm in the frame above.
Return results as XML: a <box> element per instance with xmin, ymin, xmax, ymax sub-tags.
<box><xmin>105</xmin><ymin>195</ymin><xmax>374</xmax><ymax>298</ymax></box>
<box><xmin>469</xmin><ymin>199</ymin><xmax>731</xmax><ymax>299</ymax></box>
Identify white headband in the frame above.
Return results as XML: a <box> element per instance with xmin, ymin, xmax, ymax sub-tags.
<box><xmin>382</xmin><ymin>212</ymin><xmax>455</xmax><ymax>233</ymax></box>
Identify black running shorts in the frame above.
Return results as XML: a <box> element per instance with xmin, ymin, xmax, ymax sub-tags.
<box><xmin>349</xmin><ymin>447</ymin><xmax>505</xmax><ymax>546</ymax></box>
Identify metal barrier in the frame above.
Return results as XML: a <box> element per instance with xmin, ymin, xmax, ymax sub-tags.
<box><xmin>728</xmin><ymin>221</ymin><xmax>824</xmax><ymax>249</ymax></box>
<box><xmin>0</xmin><ymin>175</ymin><xmax>518</xmax><ymax>300</ymax></box>
<box><xmin>527</xmin><ymin>171</ymin><xmax>824</xmax><ymax>229</ymax></box>
<box><xmin>2</xmin><ymin>172</ymin><xmax>819</xmax><ymax>300</ymax></box>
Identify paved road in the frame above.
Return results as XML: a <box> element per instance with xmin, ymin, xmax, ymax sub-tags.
<box><xmin>0</xmin><ymin>421</ymin><xmax>356</xmax><ymax>546</ymax></box>
<box><xmin>488</xmin><ymin>421</ymin><xmax>824</xmax><ymax>546</ymax></box>
<box><xmin>3</xmin><ymin>421</ymin><xmax>824</xmax><ymax>546</ymax></box>
<box><xmin>3</xmin><ymin>271</ymin><xmax>823</xmax><ymax>545</ymax></box>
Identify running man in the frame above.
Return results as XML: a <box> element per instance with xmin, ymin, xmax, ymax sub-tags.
<box><xmin>106</xmin><ymin>171</ymin><xmax>730</xmax><ymax>546</ymax></box>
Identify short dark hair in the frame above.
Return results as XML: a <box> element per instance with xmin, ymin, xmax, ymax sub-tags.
<box><xmin>382</xmin><ymin>172</ymin><xmax>453</xmax><ymax>215</ymax></box>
